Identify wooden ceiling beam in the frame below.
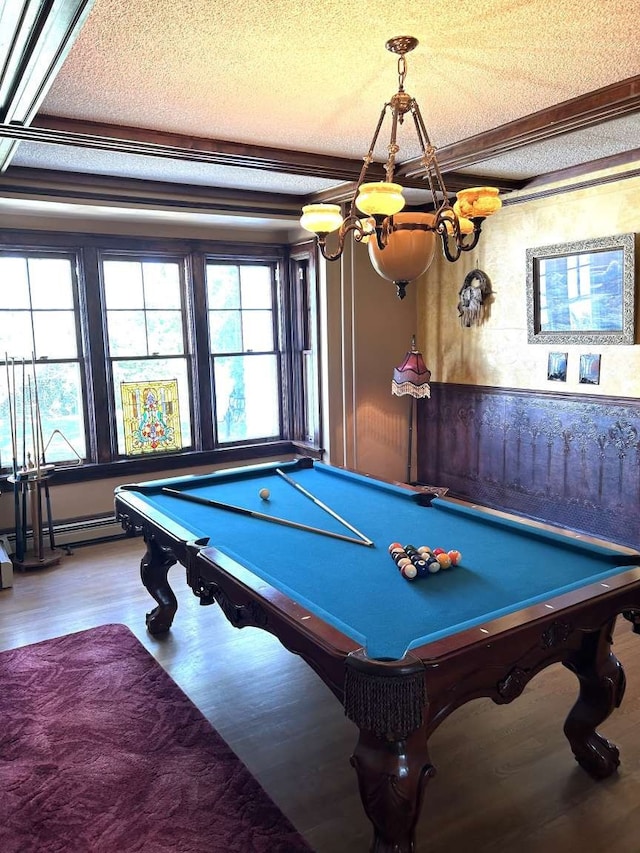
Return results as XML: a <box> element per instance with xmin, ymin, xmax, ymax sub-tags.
<box><xmin>398</xmin><ymin>75</ymin><xmax>640</xmax><ymax>177</ymax></box>
<box><xmin>23</xmin><ymin>116</ymin><xmax>522</xmax><ymax>193</ymax></box>
<box><xmin>31</xmin><ymin>115</ymin><xmax>388</xmax><ymax>182</ymax></box>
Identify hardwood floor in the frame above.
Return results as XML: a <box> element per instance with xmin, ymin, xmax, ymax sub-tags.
<box><xmin>2</xmin><ymin>537</ymin><xmax>640</xmax><ymax>852</ymax></box>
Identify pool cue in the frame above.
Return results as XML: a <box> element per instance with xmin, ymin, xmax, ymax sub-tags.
<box><xmin>5</xmin><ymin>354</ymin><xmax>23</xmax><ymax>561</ymax></box>
<box><xmin>30</xmin><ymin>356</ymin><xmax>41</xmax><ymax>476</ymax></box>
<box><xmin>275</xmin><ymin>468</ymin><xmax>373</xmax><ymax>545</ymax></box>
<box><xmin>30</xmin><ymin>354</ymin><xmax>54</xmax><ymax>550</ymax></box>
<box><xmin>161</xmin><ymin>487</ymin><xmax>374</xmax><ymax>547</ymax></box>
<box><xmin>20</xmin><ymin>359</ymin><xmax>28</xmax><ymax>558</ymax></box>
<box><xmin>21</xmin><ymin>357</ymin><xmax>26</xmax><ymax>471</ymax></box>
<box><xmin>32</xmin><ymin>353</ymin><xmax>45</xmax><ymax>466</ymax></box>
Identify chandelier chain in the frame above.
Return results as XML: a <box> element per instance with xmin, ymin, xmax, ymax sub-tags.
<box><xmin>397</xmin><ymin>55</ymin><xmax>407</xmax><ymax>90</ymax></box>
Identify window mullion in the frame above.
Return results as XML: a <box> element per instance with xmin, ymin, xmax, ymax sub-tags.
<box><xmin>189</xmin><ymin>252</ymin><xmax>214</xmax><ymax>450</ymax></box>
<box><xmin>82</xmin><ymin>246</ymin><xmax>112</xmax><ymax>462</ymax></box>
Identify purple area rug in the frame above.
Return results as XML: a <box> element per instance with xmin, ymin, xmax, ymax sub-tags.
<box><xmin>0</xmin><ymin>624</ymin><xmax>312</xmax><ymax>853</ymax></box>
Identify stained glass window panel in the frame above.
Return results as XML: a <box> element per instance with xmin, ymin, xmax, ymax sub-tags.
<box><xmin>111</xmin><ymin>358</ymin><xmax>191</xmax><ymax>455</ymax></box>
<box><xmin>120</xmin><ymin>379</ymin><xmax>182</xmax><ymax>455</ymax></box>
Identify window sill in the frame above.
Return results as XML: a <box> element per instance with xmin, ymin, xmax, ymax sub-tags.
<box><xmin>0</xmin><ymin>441</ymin><xmax>323</xmax><ymax>490</ymax></box>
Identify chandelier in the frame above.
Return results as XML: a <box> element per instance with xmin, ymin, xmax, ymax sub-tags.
<box><xmin>300</xmin><ymin>36</ymin><xmax>502</xmax><ymax>299</ymax></box>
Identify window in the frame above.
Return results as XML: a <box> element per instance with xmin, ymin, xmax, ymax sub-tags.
<box><xmin>0</xmin><ymin>232</ymin><xmax>319</xmax><ymax>480</ymax></box>
<box><xmin>102</xmin><ymin>256</ymin><xmax>192</xmax><ymax>455</ymax></box>
<box><xmin>0</xmin><ymin>252</ymin><xmax>86</xmax><ymax>469</ymax></box>
<box><xmin>207</xmin><ymin>263</ymin><xmax>280</xmax><ymax>443</ymax></box>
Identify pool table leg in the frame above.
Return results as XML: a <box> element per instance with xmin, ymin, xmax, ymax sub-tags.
<box><xmin>344</xmin><ymin>651</ymin><xmax>434</xmax><ymax>851</ymax></box>
<box><xmin>140</xmin><ymin>536</ymin><xmax>178</xmax><ymax>634</ymax></box>
<box><xmin>350</xmin><ymin>725</ymin><xmax>435</xmax><ymax>852</ymax></box>
<box><xmin>562</xmin><ymin>617</ymin><xmax>624</xmax><ymax>779</ymax></box>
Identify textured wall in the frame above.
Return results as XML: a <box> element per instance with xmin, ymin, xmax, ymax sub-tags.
<box><xmin>417</xmin><ymin>170</ymin><xmax>640</xmax><ymax>396</ymax></box>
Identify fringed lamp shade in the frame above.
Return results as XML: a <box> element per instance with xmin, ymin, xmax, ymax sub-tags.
<box><xmin>392</xmin><ymin>338</ymin><xmax>431</xmax><ymax>399</ymax></box>
<box><xmin>392</xmin><ymin>336</ymin><xmax>431</xmax><ymax>483</ymax></box>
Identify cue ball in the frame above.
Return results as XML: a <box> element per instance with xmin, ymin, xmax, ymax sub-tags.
<box><xmin>259</xmin><ymin>488</ymin><xmax>270</xmax><ymax>500</ymax></box>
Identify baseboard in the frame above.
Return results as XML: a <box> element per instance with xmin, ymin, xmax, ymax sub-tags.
<box><xmin>3</xmin><ymin>515</ymin><xmax>126</xmax><ymax>554</ymax></box>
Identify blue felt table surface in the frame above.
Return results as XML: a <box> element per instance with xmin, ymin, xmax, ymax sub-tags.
<box><xmin>125</xmin><ymin>462</ymin><xmax>639</xmax><ymax>660</ymax></box>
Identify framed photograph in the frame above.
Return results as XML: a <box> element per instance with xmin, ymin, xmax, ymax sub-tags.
<box><xmin>579</xmin><ymin>353</ymin><xmax>601</xmax><ymax>385</ymax></box>
<box><xmin>526</xmin><ymin>233</ymin><xmax>635</xmax><ymax>345</ymax></box>
<box><xmin>547</xmin><ymin>352</ymin><xmax>567</xmax><ymax>382</ymax></box>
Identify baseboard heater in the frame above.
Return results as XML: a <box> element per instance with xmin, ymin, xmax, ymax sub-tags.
<box><xmin>2</xmin><ymin>515</ymin><xmax>127</xmax><ymax>553</ymax></box>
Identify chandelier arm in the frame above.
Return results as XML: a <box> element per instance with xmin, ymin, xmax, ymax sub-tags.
<box><xmin>317</xmin><ymin>215</ymin><xmax>370</xmax><ymax>261</ymax></box>
<box><xmin>411</xmin><ymin>104</ymin><xmax>450</xmax><ymax>200</ymax></box>
<box><xmin>439</xmin><ymin>232</ymin><xmax>463</xmax><ymax>263</ymax></box>
<box><xmin>459</xmin><ymin>221</ymin><xmax>484</xmax><ymax>252</ymax></box>
<box><xmin>348</xmin><ymin>103</ymin><xmax>391</xmax><ymax>217</ymax></box>
<box><xmin>385</xmin><ymin>105</ymin><xmax>401</xmax><ymax>183</ymax></box>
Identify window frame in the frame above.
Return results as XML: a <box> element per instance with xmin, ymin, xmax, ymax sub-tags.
<box><xmin>0</xmin><ymin>229</ymin><xmax>321</xmax><ymax>487</ymax></box>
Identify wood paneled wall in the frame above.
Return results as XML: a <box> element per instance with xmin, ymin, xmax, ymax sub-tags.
<box><xmin>417</xmin><ymin>383</ymin><xmax>640</xmax><ymax>549</ymax></box>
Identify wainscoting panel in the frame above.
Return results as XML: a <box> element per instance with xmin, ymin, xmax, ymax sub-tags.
<box><xmin>416</xmin><ymin>383</ymin><xmax>640</xmax><ymax>549</ymax></box>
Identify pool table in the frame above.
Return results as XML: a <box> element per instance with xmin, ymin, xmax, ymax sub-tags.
<box><xmin>115</xmin><ymin>457</ymin><xmax>640</xmax><ymax>852</ymax></box>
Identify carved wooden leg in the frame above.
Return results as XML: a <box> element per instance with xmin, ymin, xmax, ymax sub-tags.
<box><xmin>140</xmin><ymin>536</ymin><xmax>178</xmax><ymax>634</ymax></box>
<box><xmin>351</xmin><ymin>727</ymin><xmax>435</xmax><ymax>852</ymax></box>
<box><xmin>563</xmin><ymin>618</ymin><xmax>625</xmax><ymax>779</ymax></box>
<box><xmin>344</xmin><ymin>651</ymin><xmax>433</xmax><ymax>852</ymax></box>
<box><xmin>622</xmin><ymin>609</ymin><xmax>640</xmax><ymax>634</ymax></box>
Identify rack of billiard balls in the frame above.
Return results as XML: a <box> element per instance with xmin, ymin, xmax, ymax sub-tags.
<box><xmin>388</xmin><ymin>543</ymin><xmax>462</xmax><ymax>580</ymax></box>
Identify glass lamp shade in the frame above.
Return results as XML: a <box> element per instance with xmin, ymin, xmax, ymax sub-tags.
<box><xmin>444</xmin><ymin>213</ymin><xmax>475</xmax><ymax>235</ymax></box>
<box><xmin>368</xmin><ymin>212</ymin><xmax>437</xmax><ymax>286</ymax></box>
<box><xmin>300</xmin><ymin>203</ymin><xmax>343</xmax><ymax>234</ymax></box>
<box><xmin>356</xmin><ymin>182</ymin><xmax>405</xmax><ymax>217</ymax></box>
<box><xmin>454</xmin><ymin>186</ymin><xmax>502</xmax><ymax>219</ymax></box>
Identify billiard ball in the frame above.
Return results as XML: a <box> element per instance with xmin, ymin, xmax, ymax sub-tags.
<box><xmin>401</xmin><ymin>564</ymin><xmax>418</xmax><ymax>580</ymax></box>
<box><xmin>426</xmin><ymin>557</ymin><xmax>440</xmax><ymax>574</ymax></box>
<box><xmin>388</xmin><ymin>542</ymin><xmax>404</xmax><ymax>554</ymax></box>
<box><xmin>259</xmin><ymin>488</ymin><xmax>270</xmax><ymax>500</ymax></box>
<box><xmin>432</xmin><ymin>547</ymin><xmax>445</xmax><ymax>556</ymax></box>
<box><xmin>412</xmin><ymin>559</ymin><xmax>429</xmax><ymax>577</ymax></box>
<box><xmin>436</xmin><ymin>552</ymin><xmax>452</xmax><ymax>569</ymax></box>
<box><xmin>448</xmin><ymin>549</ymin><xmax>462</xmax><ymax>566</ymax></box>
<box><xmin>418</xmin><ymin>545</ymin><xmax>432</xmax><ymax>556</ymax></box>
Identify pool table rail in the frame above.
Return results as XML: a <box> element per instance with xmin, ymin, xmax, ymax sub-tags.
<box><xmin>185</xmin><ymin>540</ymin><xmax>363</xmax><ymax>700</ymax></box>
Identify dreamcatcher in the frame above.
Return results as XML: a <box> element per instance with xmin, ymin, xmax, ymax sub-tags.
<box><xmin>457</xmin><ymin>268</ymin><xmax>492</xmax><ymax>327</ymax></box>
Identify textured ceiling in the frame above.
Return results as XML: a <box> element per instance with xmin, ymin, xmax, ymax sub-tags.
<box><xmin>3</xmin><ymin>0</ymin><xmax>640</xmax><ymax>216</ymax></box>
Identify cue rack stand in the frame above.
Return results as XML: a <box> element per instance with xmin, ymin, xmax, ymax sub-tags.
<box><xmin>4</xmin><ymin>353</ymin><xmax>61</xmax><ymax>571</ymax></box>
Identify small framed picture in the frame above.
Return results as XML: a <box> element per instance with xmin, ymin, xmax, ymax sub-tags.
<box><xmin>547</xmin><ymin>352</ymin><xmax>567</xmax><ymax>382</ymax></box>
<box><xmin>579</xmin><ymin>353</ymin><xmax>601</xmax><ymax>385</ymax></box>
